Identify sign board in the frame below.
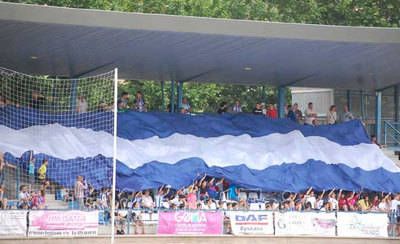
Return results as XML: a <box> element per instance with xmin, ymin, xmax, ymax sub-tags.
<box><xmin>28</xmin><ymin>211</ymin><xmax>98</xmax><ymax>237</ymax></box>
<box><xmin>230</xmin><ymin>211</ymin><xmax>274</xmax><ymax>235</ymax></box>
<box><xmin>337</xmin><ymin>212</ymin><xmax>388</xmax><ymax>237</ymax></box>
<box><xmin>275</xmin><ymin>211</ymin><xmax>336</xmax><ymax>236</ymax></box>
<box><xmin>157</xmin><ymin>211</ymin><xmax>223</xmax><ymax>235</ymax></box>
<box><xmin>0</xmin><ymin>210</ymin><xmax>27</xmax><ymax>236</ymax></box>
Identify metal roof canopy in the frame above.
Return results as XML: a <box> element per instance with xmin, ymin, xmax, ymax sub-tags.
<box><xmin>0</xmin><ymin>2</ymin><xmax>400</xmax><ymax>91</ymax></box>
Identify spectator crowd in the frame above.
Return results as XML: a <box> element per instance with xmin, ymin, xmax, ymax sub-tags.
<box><xmin>117</xmin><ymin>91</ymin><xmax>359</xmax><ymax>127</ymax></box>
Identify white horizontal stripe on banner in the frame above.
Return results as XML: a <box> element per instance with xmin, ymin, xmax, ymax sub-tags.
<box><xmin>0</xmin><ymin>124</ymin><xmax>397</xmax><ymax>173</ymax></box>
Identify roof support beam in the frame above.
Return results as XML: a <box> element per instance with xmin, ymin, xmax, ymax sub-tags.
<box><xmin>278</xmin><ymin>86</ymin><xmax>286</xmax><ymax>119</ymax></box>
<box><xmin>375</xmin><ymin>91</ymin><xmax>382</xmax><ymax>144</ymax></box>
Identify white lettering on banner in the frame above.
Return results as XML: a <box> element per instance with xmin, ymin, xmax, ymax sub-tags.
<box><xmin>28</xmin><ymin>211</ymin><xmax>98</xmax><ymax>237</ymax></box>
<box><xmin>174</xmin><ymin>211</ymin><xmax>207</xmax><ymax>223</ymax></box>
<box><xmin>0</xmin><ymin>210</ymin><xmax>27</xmax><ymax>236</ymax></box>
<box><xmin>230</xmin><ymin>211</ymin><xmax>274</xmax><ymax>235</ymax></box>
<box><xmin>337</xmin><ymin>212</ymin><xmax>388</xmax><ymax>237</ymax></box>
<box><xmin>275</xmin><ymin>212</ymin><xmax>336</xmax><ymax>236</ymax></box>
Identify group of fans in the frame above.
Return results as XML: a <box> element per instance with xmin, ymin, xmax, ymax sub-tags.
<box><xmin>111</xmin><ymin>174</ymin><xmax>400</xmax><ymax>235</ymax></box>
<box><xmin>117</xmin><ymin>91</ymin><xmax>356</xmax><ymax>127</ymax></box>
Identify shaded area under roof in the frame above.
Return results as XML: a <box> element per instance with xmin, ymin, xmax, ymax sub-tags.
<box><xmin>0</xmin><ymin>2</ymin><xmax>400</xmax><ymax>90</ymax></box>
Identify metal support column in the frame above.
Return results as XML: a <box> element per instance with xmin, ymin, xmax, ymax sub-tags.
<box><xmin>161</xmin><ymin>81</ymin><xmax>165</xmax><ymax>112</ymax></box>
<box><xmin>278</xmin><ymin>86</ymin><xmax>286</xmax><ymax>118</ymax></box>
<box><xmin>177</xmin><ymin>81</ymin><xmax>183</xmax><ymax>110</ymax></box>
<box><xmin>395</xmin><ymin>85</ymin><xmax>399</xmax><ymax>122</ymax></box>
<box><xmin>170</xmin><ymin>81</ymin><xmax>175</xmax><ymax>113</ymax></box>
<box><xmin>360</xmin><ymin>90</ymin><xmax>365</xmax><ymax>120</ymax></box>
<box><xmin>346</xmin><ymin>90</ymin><xmax>352</xmax><ymax>111</ymax></box>
<box><xmin>375</xmin><ymin>91</ymin><xmax>382</xmax><ymax>143</ymax></box>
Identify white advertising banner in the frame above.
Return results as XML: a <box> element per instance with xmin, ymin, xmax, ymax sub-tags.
<box><xmin>275</xmin><ymin>211</ymin><xmax>336</xmax><ymax>236</ymax></box>
<box><xmin>337</xmin><ymin>212</ymin><xmax>388</xmax><ymax>237</ymax></box>
<box><xmin>28</xmin><ymin>210</ymin><xmax>98</xmax><ymax>237</ymax></box>
<box><xmin>230</xmin><ymin>211</ymin><xmax>274</xmax><ymax>235</ymax></box>
<box><xmin>0</xmin><ymin>210</ymin><xmax>27</xmax><ymax>236</ymax></box>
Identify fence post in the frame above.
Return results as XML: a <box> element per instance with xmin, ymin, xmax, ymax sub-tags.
<box><xmin>16</xmin><ymin>162</ymin><xmax>20</xmax><ymax>199</ymax></box>
<box><xmin>384</xmin><ymin>121</ymin><xmax>387</xmax><ymax>145</ymax></box>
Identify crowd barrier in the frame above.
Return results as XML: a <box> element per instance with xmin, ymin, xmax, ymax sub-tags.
<box><xmin>0</xmin><ymin>210</ymin><xmax>398</xmax><ymax>238</ymax></box>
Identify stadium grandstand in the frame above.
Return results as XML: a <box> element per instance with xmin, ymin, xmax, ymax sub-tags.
<box><xmin>0</xmin><ymin>2</ymin><xmax>400</xmax><ymax>244</ymax></box>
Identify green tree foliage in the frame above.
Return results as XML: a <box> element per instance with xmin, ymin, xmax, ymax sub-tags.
<box><xmin>9</xmin><ymin>0</ymin><xmax>399</xmax><ymax>27</ymax></box>
<box><xmin>5</xmin><ymin>0</ymin><xmax>399</xmax><ymax>112</ymax></box>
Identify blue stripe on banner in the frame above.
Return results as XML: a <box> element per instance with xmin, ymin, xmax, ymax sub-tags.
<box><xmin>116</xmin><ymin>158</ymin><xmax>400</xmax><ymax>193</ymax></box>
<box><xmin>4</xmin><ymin>151</ymin><xmax>112</xmax><ymax>189</ymax></box>
<box><xmin>5</xmin><ymin>151</ymin><xmax>400</xmax><ymax>192</ymax></box>
<box><xmin>117</xmin><ymin>112</ymin><xmax>370</xmax><ymax>145</ymax></box>
<box><xmin>0</xmin><ymin>108</ymin><xmax>370</xmax><ymax>146</ymax></box>
<box><xmin>0</xmin><ymin>106</ymin><xmax>113</xmax><ymax>133</ymax></box>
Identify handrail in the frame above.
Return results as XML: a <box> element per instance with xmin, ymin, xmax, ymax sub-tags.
<box><xmin>384</xmin><ymin>120</ymin><xmax>400</xmax><ymax>145</ymax></box>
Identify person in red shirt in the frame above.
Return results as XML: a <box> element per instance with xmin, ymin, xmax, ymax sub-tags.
<box><xmin>266</xmin><ymin>104</ymin><xmax>278</xmax><ymax>119</ymax></box>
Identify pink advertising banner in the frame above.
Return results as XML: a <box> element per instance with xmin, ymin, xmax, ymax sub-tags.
<box><xmin>28</xmin><ymin>210</ymin><xmax>98</xmax><ymax>237</ymax></box>
<box><xmin>157</xmin><ymin>211</ymin><xmax>223</xmax><ymax>235</ymax></box>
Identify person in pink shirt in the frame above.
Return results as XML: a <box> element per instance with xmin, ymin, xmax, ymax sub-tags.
<box><xmin>346</xmin><ymin>191</ymin><xmax>359</xmax><ymax>211</ymax></box>
<box><xmin>186</xmin><ymin>185</ymin><xmax>198</xmax><ymax>209</ymax></box>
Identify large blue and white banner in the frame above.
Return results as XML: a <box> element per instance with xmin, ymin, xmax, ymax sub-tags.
<box><xmin>1</xmin><ymin>108</ymin><xmax>400</xmax><ymax>192</ymax></box>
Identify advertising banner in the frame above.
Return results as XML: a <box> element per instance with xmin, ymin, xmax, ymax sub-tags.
<box><xmin>157</xmin><ymin>211</ymin><xmax>223</xmax><ymax>235</ymax></box>
<box><xmin>275</xmin><ymin>211</ymin><xmax>336</xmax><ymax>236</ymax></box>
<box><xmin>0</xmin><ymin>210</ymin><xmax>27</xmax><ymax>236</ymax></box>
<box><xmin>28</xmin><ymin>210</ymin><xmax>98</xmax><ymax>237</ymax></box>
<box><xmin>230</xmin><ymin>211</ymin><xmax>274</xmax><ymax>235</ymax></box>
<box><xmin>337</xmin><ymin>212</ymin><xmax>388</xmax><ymax>237</ymax></box>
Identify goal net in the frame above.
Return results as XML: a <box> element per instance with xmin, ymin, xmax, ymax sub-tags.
<box><xmin>0</xmin><ymin>67</ymin><xmax>115</xmax><ymax>211</ymax></box>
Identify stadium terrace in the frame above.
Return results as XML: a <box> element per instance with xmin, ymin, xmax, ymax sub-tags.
<box><xmin>0</xmin><ymin>1</ymin><xmax>400</xmax><ymax>242</ymax></box>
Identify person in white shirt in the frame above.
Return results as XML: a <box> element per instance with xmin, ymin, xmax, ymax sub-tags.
<box><xmin>74</xmin><ymin>175</ymin><xmax>87</xmax><ymax>210</ymax></box>
<box><xmin>342</xmin><ymin>104</ymin><xmax>355</xmax><ymax>122</ymax></box>
<box><xmin>390</xmin><ymin>194</ymin><xmax>400</xmax><ymax>211</ymax></box>
<box><xmin>180</xmin><ymin>97</ymin><xmax>192</xmax><ymax>114</ymax></box>
<box><xmin>141</xmin><ymin>190</ymin><xmax>154</xmax><ymax>209</ymax></box>
<box><xmin>304</xmin><ymin>187</ymin><xmax>316</xmax><ymax>209</ymax></box>
<box><xmin>304</xmin><ymin>102</ymin><xmax>317</xmax><ymax>125</ymax></box>
<box><xmin>232</xmin><ymin>100</ymin><xmax>242</xmax><ymax>113</ymax></box>
<box><xmin>77</xmin><ymin>96</ymin><xmax>88</xmax><ymax>113</ymax></box>
<box><xmin>389</xmin><ymin>194</ymin><xmax>400</xmax><ymax>235</ymax></box>
<box><xmin>326</xmin><ymin>105</ymin><xmax>337</xmax><ymax>125</ymax></box>
<box><xmin>378</xmin><ymin>194</ymin><xmax>391</xmax><ymax>212</ymax></box>
<box><xmin>328</xmin><ymin>189</ymin><xmax>338</xmax><ymax>210</ymax></box>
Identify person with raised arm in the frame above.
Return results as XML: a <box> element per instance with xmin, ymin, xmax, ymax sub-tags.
<box><xmin>304</xmin><ymin>187</ymin><xmax>316</xmax><ymax>209</ymax></box>
<box><xmin>328</xmin><ymin>188</ymin><xmax>338</xmax><ymax>210</ymax></box>
<box><xmin>316</xmin><ymin>190</ymin><xmax>326</xmax><ymax>210</ymax></box>
<box><xmin>338</xmin><ymin>189</ymin><xmax>349</xmax><ymax>211</ymax></box>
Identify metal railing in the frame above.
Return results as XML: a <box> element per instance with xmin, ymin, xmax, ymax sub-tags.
<box><xmin>384</xmin><ymin>121</ymin><xmax>400</xmax><ymax>146</ymax></box>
